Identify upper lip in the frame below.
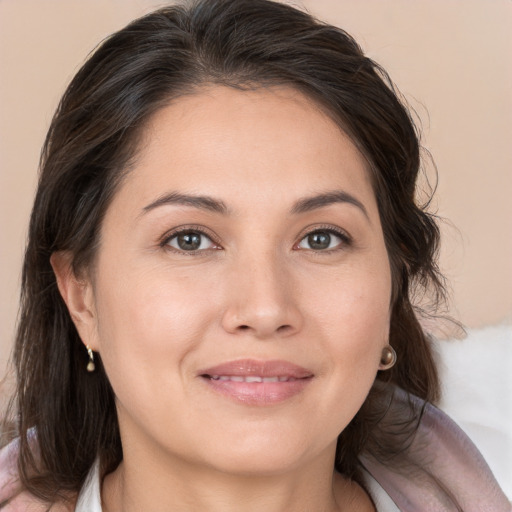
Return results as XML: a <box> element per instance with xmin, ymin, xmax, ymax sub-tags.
<box><xmin>198</xmin><ymin>359</ymin><xmax>314</xmax><ymax>379</ymax></box>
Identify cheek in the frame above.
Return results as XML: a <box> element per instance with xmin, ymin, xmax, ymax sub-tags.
<box><xmin>309</xmin><ymin>260</ymin><xmax>391</xmax><ymax>342</ymax></box>
<box><xmin>92</xmin><ymin>265</ymin><xmax>217</xmax><ymax>390</ymax></box>
<box><xmin>307</xmin><ymin>263</ymin><xmax>391</xmax><ymax>399</ymax></box>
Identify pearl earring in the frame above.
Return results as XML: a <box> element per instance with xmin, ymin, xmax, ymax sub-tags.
<box><xmin>86</xmin><ymin>345</ymin><xmax>95</xmax><ymax>372</ymax></box>
<box><xmin>379</xmin><ymin>345</ymin><xmax>397</xmax><ymax>371</ymax></box>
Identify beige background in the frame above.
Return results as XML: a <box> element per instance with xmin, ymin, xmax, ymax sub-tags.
<box><xmin>1</xmin><ymin>0</ymin><xmax>511</xmax><ymax>378</ymax></box>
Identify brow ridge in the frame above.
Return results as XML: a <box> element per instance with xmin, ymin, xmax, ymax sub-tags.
<box><xmin>142</xmin><ymin>189</ymin><xmax>368</xmax><ymax>219</ymax></box>
<box><xmin>291</xmin><ymin>191</ymin><xmax>369</xmax><ymax>218</ymax></box>
<box><xmin>142</xmin><ymin>192</ymin><xmax>229</xmax><ymax>215</ymax></box>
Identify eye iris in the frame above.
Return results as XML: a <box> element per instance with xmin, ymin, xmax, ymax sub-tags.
<box><xmin>177</xmin><ymin>232</ymin><xmax>201</xmax><ymax>250</ymax></box>
<box><xmin>308</xmin><ymin>232</ymin><xmax>331</xmax><ymax>250</ymax></box>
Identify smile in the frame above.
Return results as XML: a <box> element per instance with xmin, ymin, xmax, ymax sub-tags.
<box><xmin>199</xmin><ymin>359</ymin><xmax>314</xmax><ymax>405</ymax></box>
<box><xmin>209</xmin><ymin>375</ymin><xmax>299</xmax><ymax>382</ymax></box>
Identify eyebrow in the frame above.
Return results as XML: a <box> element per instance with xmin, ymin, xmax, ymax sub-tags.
<box><xmin>141</xmin><ymin>189</ymin><xmax>368</xmax><ymax>219</ymax></box>
<box><xmin>142</xmin><ymin>192</ymin><xmax>230</xmax><ymax>215</ymax></box>
<box><xmin>290</xmin><ymin>191</ymin><xmax>369</xmax><ymax>219</ymax></box>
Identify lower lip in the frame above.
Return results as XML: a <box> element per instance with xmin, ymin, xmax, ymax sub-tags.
<box><xmin>201</xmin><ymin>377</ymin><xmax>313</xmax><ymax>405</ymax></box>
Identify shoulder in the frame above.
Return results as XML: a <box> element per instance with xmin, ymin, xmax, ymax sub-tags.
<box><xmin>0</xmin><ymin>438</ymin><xmax>74</xmax><ymax>512</ymax></box>
<box><xmin>360</xmin><ymin>388</ymin><xmax>511</xmax><ymax>512</ymax></box>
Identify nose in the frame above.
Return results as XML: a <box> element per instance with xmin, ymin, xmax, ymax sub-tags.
<box><xmin>220</xmin><ymin>253</ymin><xmax>303</xmax><ymax>339</ymax></box>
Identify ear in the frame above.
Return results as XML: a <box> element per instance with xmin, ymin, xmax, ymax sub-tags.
<box><xmin>50</xmin><ymin>251</ymin><xmax>99</xmax><ymax>351</ymax></box>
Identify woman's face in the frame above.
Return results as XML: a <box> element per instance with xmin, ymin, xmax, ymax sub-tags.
<box><xmin>81</xmin><ymin>86</ymin><xmax>392</xmax><ymax>475</ymax></box>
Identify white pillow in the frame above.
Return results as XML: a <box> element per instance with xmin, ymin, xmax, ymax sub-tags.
<box><xmin>435</xmin><ymin>324</ymin><xmax>512</xmax><ymax>499</ymax></box>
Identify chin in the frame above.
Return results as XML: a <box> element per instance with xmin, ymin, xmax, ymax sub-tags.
<box><xmin>197</xmin><ymin>429</ymin><xmax>333</xmax><ymax>477</ymax></box>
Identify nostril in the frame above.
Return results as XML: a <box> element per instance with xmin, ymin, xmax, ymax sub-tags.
<box><xmin>236</xmin><ymin>324</ymin><xmax>293</xmax><ymax>334</ymax></box>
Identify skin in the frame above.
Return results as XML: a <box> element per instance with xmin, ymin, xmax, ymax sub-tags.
<box><xmin>53</xmin><ymin>86</ymin><xmax>392</xmax><ymax>512</ymax></box>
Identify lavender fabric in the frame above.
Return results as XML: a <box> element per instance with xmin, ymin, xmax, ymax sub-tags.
<box><xmin>1</xmin><ymin>389</ymin><xmax>510</xmax><ymax>511</ymax></box>
<box><xmin>360</xmin><ymin>388</ymin><xmax>511</xmax><ymax>511</ymax></box>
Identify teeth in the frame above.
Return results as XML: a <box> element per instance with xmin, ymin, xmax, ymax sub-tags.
<box><xmin>209</xmin><ymin>375</ymin><xmax>293</xmax><ymax>383</ymax></box>
<box><xmin>245</xmin><ymin>376</ymin><xmax>263</xmax><ymax>383</ymax></box>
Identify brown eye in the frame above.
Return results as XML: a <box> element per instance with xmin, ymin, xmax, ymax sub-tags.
<box><xmin>166</xmin><ymin>231</ymin><xmax>216</xmax><ymax>252</ymax></box>
<box><xmin>297</xmin><ymin>229</ymin><xmax>347</xmax><ymax>251</ymax></box>
<box><xmin>307</xmin><ymin>232</ymin><xmax>331</xmax><ymax>250</ymax></box>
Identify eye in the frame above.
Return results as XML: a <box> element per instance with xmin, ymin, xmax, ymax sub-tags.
<box><xmin>296</xmin><ymin>229</ymin><xmax>349</xmax><ymax>251</ymax></box>
<box><xmin>165</xmin><ymin>230</ymin><xmax>218</xmax><ymax>252</ymax></box>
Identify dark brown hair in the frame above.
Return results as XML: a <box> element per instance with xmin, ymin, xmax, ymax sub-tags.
<box><xmin>6</xmin><ymin>0</ymin><xmax>444</xmax><ymax>503</ymax></box>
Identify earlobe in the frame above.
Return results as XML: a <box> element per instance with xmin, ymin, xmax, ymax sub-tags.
<box><xmin>50</xmin><ymin>251</ymin><xmax>99</xmax><ymax>350</ymax></box>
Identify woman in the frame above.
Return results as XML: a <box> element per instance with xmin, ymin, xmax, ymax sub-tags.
<box><xmin>0</xmin><ymin>0</ymin><xmax>509</xmax><ymax>510</ymax></box>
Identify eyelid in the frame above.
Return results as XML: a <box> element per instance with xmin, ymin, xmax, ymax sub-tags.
<box><xmin>158</xmin><ymin>223</ymin><xmax>352</xmax><ymax>254</ymax></box>
<box><xmin>294</xmin><ymin>224</ymin><xmax>352</xmax><ymax>251</ymax></box>
<box><xmin>160</xmin><ymin>225</ymin><xmax>222</xmax><ymax>252</ymax></box>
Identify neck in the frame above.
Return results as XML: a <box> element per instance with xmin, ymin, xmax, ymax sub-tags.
<box><xmin>101</xmin><ymin>447</ymin><xmax>371</xmax><ymax>512</ymax></box>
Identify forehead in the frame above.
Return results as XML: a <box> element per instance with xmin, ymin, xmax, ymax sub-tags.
<box><xmin>114</xmin><ymin>85</ymin><xmax>377</xmax><ymax>215</ymax></box>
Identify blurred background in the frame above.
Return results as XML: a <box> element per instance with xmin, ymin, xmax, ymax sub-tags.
<box><xmin>1</xmin><ymin>0</ymin><xmax>511</xmax><ymax>494</ymax></box>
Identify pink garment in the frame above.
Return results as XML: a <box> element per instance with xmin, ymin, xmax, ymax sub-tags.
<box><xmin>360</xmin><ymin>388</ymin><xmax>511</xmax><ymax>511</ymax></box>
<box><xmin>1</xmin><ymin>390</ymin><xmax>510</xmax><ymax>511</ymax></box>
<box><xmin>0</xmin><ymin>436</ymin><xmax>71</xmax><ymax>511</ymax></box>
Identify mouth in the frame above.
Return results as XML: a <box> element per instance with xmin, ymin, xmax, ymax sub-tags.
<box><xmin>207</xmin><ymin>375</ymin><xmax>301</xmax><ymax>382</ymax></box>
<box><xmin>198</xmin><ymin>359</ymin><xmax>314</xmax><ymax>406</ymax></box>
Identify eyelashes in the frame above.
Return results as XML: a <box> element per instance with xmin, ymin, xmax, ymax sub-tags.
<box><xmin>164</xmin><ymin>227</ymin><xmax>220</xmax><ymax>253</ymax></box>
<box><xmin>294</xmin><ymin>225</ymin><xmax>351</xmax><ymax>252</ymax></box>
<box><xmin>159</xmin><ymin>225</ymin><xmax>221</xmax><ymax>255</ymax></box>
<box><xmin>160</xmin><ymin>224</ymin><xmax>353</xmax><ymax>256</ymax></box>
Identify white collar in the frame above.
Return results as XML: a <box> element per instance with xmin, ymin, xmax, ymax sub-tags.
<box><xmin>75</xmin><ymin>459</ymin><xmax>102</xmax><ymax>512</ymax></box>
<box><xmin>360</xmin><ymin>468</ymin><xmax>401</xmax><ymax>512</ymax></box>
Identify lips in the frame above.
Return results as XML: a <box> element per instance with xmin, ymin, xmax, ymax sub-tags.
<box><xmin>210</xmin><ymin>375</ymin><xmax>297</xmax><ymax>382</ymax></box>
<box><xmin>200</xmin><ymin>359</ymin><xmax>313</xmax><ymax>378</ymax></box>
<box><xmin>198</xmin><ymin>359</ymin><xmax>314</xmax><ymax>405</ymax></box>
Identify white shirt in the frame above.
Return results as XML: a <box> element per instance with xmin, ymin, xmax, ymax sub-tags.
<box><xmin>75</xmin><ymin>460</ymin><xmax>102</xmax><ymax>512</ymax></box>
<box><xmin>361</xmin><ymin>468</ymin><xmax>401</xmax><ymax>511</ymax></box>
<box><xmin>74</xmin><ymin>460</ymin><xmax>400</xmax><ymax>512</ymax></box>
